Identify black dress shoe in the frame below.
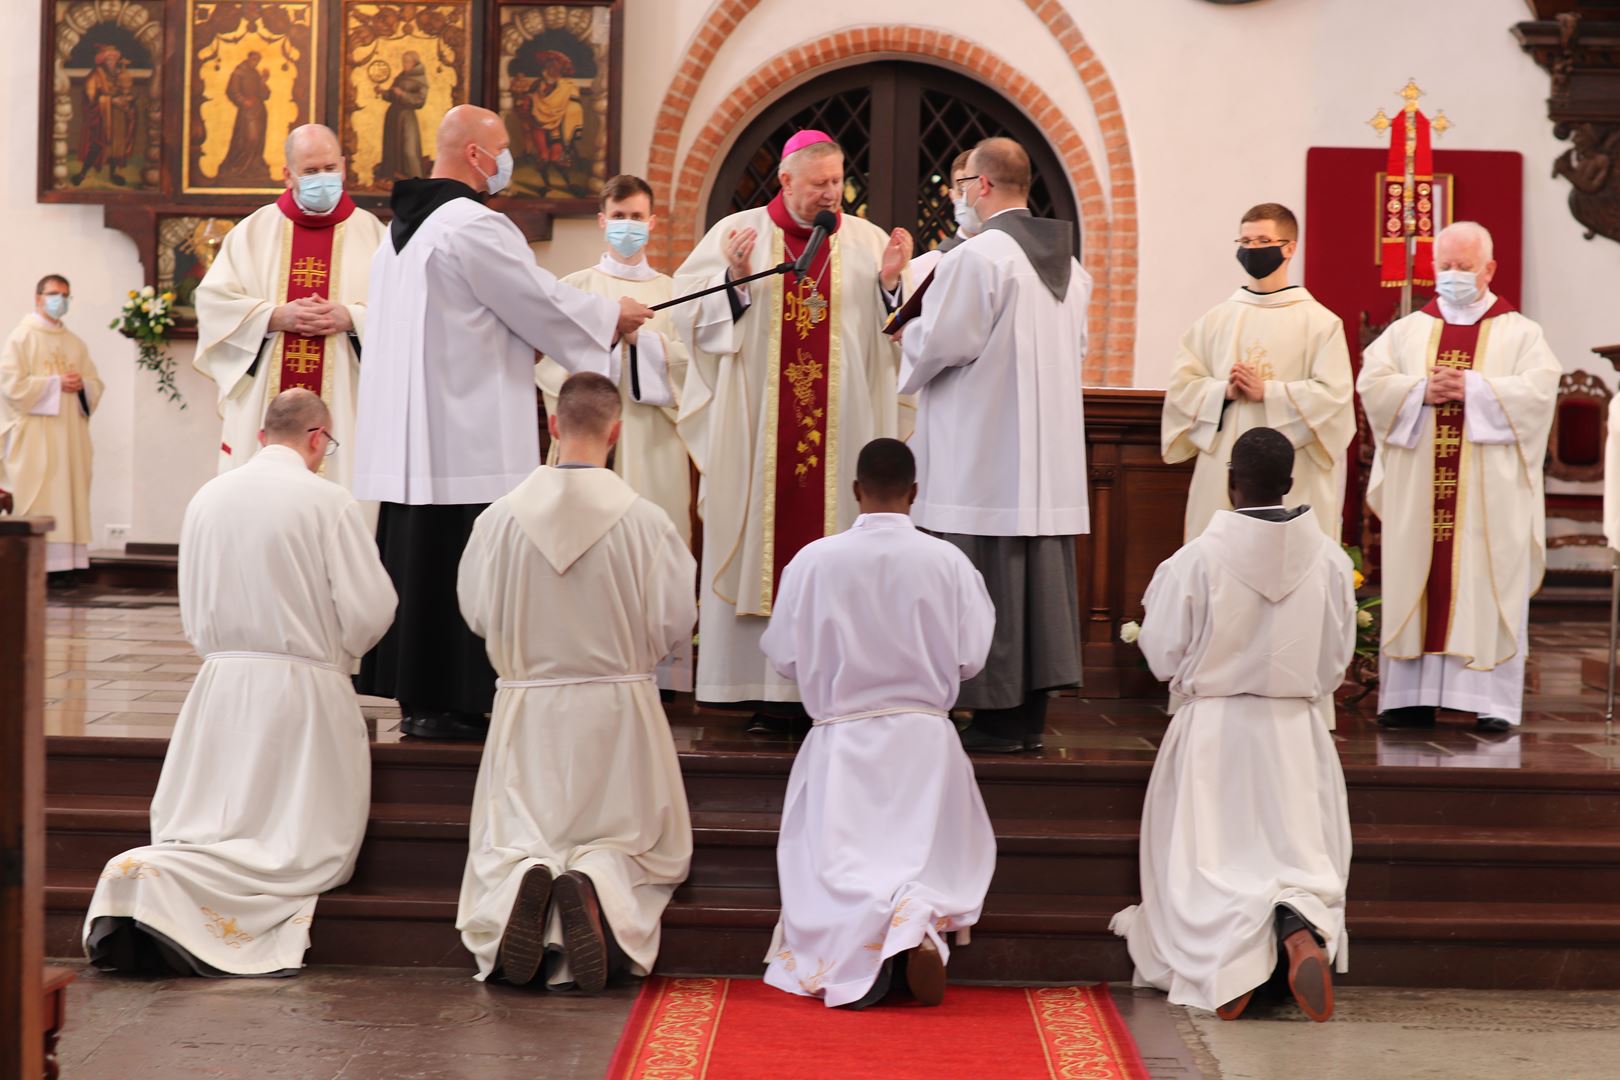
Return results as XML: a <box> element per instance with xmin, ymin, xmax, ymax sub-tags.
<box><xmin>497</xmin><ymin>865</ymin><xmax>554</xmax><ymax>987</ymax></box>
<box><xmin>842</xmin><ymin>957</ymin><xmax>894</xmax><ymax>1010</ymax></box>
<box><xmin>959</xmin><ymin>727</ymin><xmax>1022</xmax><ymax>754</ymax></box>
<box><xmin>746</xmin><ymin>712</ymin><xmax>810</xmax><ymax>738</ymax></box>
<box><xmin>1375</xmin><ymin>705</ymin><xmax>1437</xmax><ymax>729</ymax></box>
<box><xmin>553</xmin><ymin>870</ymin><xmax>609</xmax><ymax>993</ymax></box>
<box><xmin>399</xmin><ymin>712</ymin><xmax>489</xmax><ymax>740</ymax></box>
<box><xmin>1475</xmin><ymin>716</ymin><xmax>1514</xmax><ymax>734</ymax></box>
<box><xmin>1021</xmin><ymin>734</ymin><xmax>1044</xmax><ymax>752</ymax></box>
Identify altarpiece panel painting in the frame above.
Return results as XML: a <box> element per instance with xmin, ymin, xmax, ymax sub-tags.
<box><xmin>183</xmin><ymin>1</ymin><xmax>319</xmax><ymax>194</ymax></box>
<box><xmin>495</xmin><ymin>3</ymin><xmax>615</xmax><ymax>200</ymax></box>
<box><xmin>47</xmin><ymin>1</ymin><xmax>165</xmax><ymax>194</ymax></box>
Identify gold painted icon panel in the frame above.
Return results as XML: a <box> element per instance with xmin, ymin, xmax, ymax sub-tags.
<box><xmin>157</xmin><ymin>215</ymin><xmax>240</xmax><ymax>324</ymax></box>
<box><xmin>47</xmin><ymin>1</ymin><xmax>165</xmax><ymax>194</ymax></box>
<box><xmin>496</xmin><ymin>3</ymin><xmax>616</xmax><ymax>200</ymax></box>
<box><xmin>341</xmin><ymin>2</ymin><xmax>471</xmax><ymax>194</ymax></box>
<box><xmin>183</xmin><ymin>1</ymin><xmax>319</xmax><ymax>194</ymax></box>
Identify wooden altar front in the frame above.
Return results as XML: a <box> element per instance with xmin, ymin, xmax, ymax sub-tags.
<box><xmin>1077</xmin><ymin>387</ymin><xmax>1189</xmax><ymax>697</ymax></box>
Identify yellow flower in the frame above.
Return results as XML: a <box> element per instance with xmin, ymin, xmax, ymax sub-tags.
<box><xmin>128</xmin><ymin>290</ymin><xmax>137</xmax><ymax>299</ymax></box>
<box><xmin>1352</xmin><ymin>570</ymin><xmax>1365</xmax><ymax>590</ymax></box>
<box><xmin>162</xmin><ymin>291</ymin><xmax>175</xmax><ymax>301</ymax></box>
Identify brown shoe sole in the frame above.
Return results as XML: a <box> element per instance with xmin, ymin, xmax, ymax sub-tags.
<box><xmin>906</xmin><ymin>938</ymin><xmax>947</xmax><ymax>1006</ymax></box>
<box><xmin>1284</xmin><ymin>929</ymin><xmax>1334</xmax><ymax>1022</ymax></box>
<box><xmin>497</xmin><ymin>865</ymin><xmax>553</xmax><ymax>986</ymax></box>
<box><xmin>1216</xmin><ymin>989</ymin><xmax>1254</xmax><ymax>1020</ymax></box>
<box><xmin>554</xmin><ymin>871</ymin><xmax>609</xmax><ymax>993</ymax></box>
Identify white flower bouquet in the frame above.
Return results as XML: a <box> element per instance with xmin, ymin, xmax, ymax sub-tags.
<box><xmin>111</xmin><ymin>285</ymin><xmax>184</xmax><ymax>408</ymax></box>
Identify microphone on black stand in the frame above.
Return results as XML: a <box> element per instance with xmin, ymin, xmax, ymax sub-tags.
<box><xmin>793</xmin><ymin>209</ymin><xmax>839</xmax><ymax>274</ymax></box>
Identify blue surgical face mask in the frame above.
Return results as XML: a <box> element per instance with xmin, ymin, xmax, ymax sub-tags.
<box><xmin>296</xmin><ymin>171</ymin><xmax>344</xmax><ymax>214</ymax></box>
<box><xmin>1435</xmin><ymin>268</ymin><xmax>1481</xmax><ymax>306</ymax></box>
<box><xmin>42</xmin><ymin>293</ymin><xmax>69</xmax><ymax>319</ymax></box>
<box><xmin>952</xmin><ymin>195</ymin><xmax>981</xmax><ymax>236</ymax></box>
<box><xmin>605</xmin><ymin>219</ymin><xmax>650</xmax><ymax>258</ymax></box>
<box><xmin>476</xmin><ymin>145</ymin><xmax>514</xmax><ymax>196</ymax></box>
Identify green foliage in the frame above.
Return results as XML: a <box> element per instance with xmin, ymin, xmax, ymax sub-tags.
<box><xmin>110</xmin><ymin>286</ymin><xmax>184</xmax><ymax>409</ymax></box>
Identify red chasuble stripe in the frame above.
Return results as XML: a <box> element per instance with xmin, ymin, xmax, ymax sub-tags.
<box><xmin>273</xmin><ymin>190</ymin><xmax>356</xmax><ymax>397</ymax></box>
<box><xmin>1419</xmin><ymin>296</ymin><xmax>1515</xmax><ymax>654</ymax></box>
<box><xmin>766</xmin><ymin>194</ymin><xmax>840</xmax><ymax>602</ymax></box>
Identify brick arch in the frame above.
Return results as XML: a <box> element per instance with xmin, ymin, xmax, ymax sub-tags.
<box><xmin>645</xmin><ymin>6</ymin><xmax>1138</xmax><ymax>383</ymax></box>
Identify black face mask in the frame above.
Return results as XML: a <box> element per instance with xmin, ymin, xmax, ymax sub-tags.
<box><xmin>1236</xmin><ymin>244</ymin><xmax>1287</xmax><ymax>280</ymax></box>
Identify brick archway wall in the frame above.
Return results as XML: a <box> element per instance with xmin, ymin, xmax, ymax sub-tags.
<box><xmin>645</xmin><ymin>7</ymin><xmax>1138</xmax><ymax>383</ymax></box>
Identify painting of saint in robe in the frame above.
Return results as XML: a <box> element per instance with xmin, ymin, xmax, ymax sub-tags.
<box><xmin>512</xmin><ymin>50</ymin><xmax>584</xmax><ymax>175</ymax></box>
<box><xmin>375</xmin><ymin>50</ymin><xmax>428</xmax><ymax>185</ymax></box>
<box><xmin>219</xmin><ymin>52</ymin><xmax>272</xmax><ymax>184</ymax></box>
<box><xmin>75</xmin><ymin>44</ymin><xmax>140</xmax><ymax>186</ymax></box>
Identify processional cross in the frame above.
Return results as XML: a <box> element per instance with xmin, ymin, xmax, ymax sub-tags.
<box><xmin>1367</xmin><ymin>79</ymin><xmax>1451</xmax><ymax>318</ymax></box>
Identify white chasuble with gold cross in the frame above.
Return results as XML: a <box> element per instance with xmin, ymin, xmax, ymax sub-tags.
<box><xmin>1162</xmin><ymin>286</ymin><xmax>1355</xmax><ymax>543</ymax></box>
<box><xmin>1358</xmin><ymin>294</ymin><xmax>1560</xmax><ymax>723</ymax></box>
<box><xmin>194</xmin><ymin>194</ymin><xmax>385</xmax><ymax>493</ymax></box>
<box><xmin>675</xmin><ymin>204</ymin><xmax>903</xmax><ymax>703</ymax></box>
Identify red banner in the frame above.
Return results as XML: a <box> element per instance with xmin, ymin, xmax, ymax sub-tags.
<box><xmin>766</xmin><ymin>193</ymin><xmax>839</xmax><ymax>604</ymax></box>
<box><xmin>1381</xmin><ymin>109</ymin><xmax>1436</xmax><ymax>288</ymax></box>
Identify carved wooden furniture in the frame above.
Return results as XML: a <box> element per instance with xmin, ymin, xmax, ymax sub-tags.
<box><xmin>40</xmin><ymin>966</ymin><xmax>74</xmax><ymax>1080</ymax></box>
<box><xmin>1</xmin><ymin>518</ymin><xmax>51</xmax><ymax>1080</ymax></box>
<box><xmin>1548</xmin><ymin>369</ymin><xmax>1612</xmax><ymax>483</ymax></box>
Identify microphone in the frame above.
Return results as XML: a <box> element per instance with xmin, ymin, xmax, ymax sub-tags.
<box><xmin>793</xmin><ymin>209</ymin><xmax>838</xmax><ymax>274</ymax></box>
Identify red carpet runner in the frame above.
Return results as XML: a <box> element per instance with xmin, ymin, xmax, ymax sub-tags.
<box><xmin>605</xmin><ymin>977</ymin><xmax>1150</xmax><ymax>1080</ymax></box>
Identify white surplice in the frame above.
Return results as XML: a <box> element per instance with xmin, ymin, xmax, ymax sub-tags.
<box><xmin>759</xmin><ymin>513</ymin><xmax>997</xmax><ymax>1007</ymax></box>
<box><xmin>1358</xmin><ymin>293</ymin><xmax>1561</xmax><ymax>724</ymax></box>
<box><xmin>899</xmin><ymin>217</ymin><xmax>1091</xmax><ymax>537</ymax></box>
<box><xmin>193</xmin><ymin>200</ymin><xmax>385</xmax><ymax>491</ymax></box>
<box><xmin>455</xmin><ymin>466</ymin><xmax>696</xmax><ymax>985</ymax></box>
<box><xmin>83</xmin><ymin>445</ymin><xmax>396</xmax><ymax>974</ymax></box>
<box><xmin>1161</xmin><ymin>286</ymin><xmax>1355</xmax><ymax>541</ymax></box>
<box><xmin>1114</xmin><ymin>508</ymin><xmax>1355</xmax><ymax>1012</ymax></box>
<box><xmin>354</xmin><ymin>192</ymin><xmax>619</xmax><ymax>505</ymax></box>
<box><xmin>0</xmin><ymin>315</ymin><xmax>104</xmax><ymax>570</ymax></box>
<box><xmin>674</xmin><ymin>206</ymin><xmax>903</xmax><ymax>702</ymax></box>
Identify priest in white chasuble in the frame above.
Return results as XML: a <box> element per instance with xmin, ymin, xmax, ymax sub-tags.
<box><xmin>353</xmin><ymin>105</ymin><xmax>652</xmax><ymax>740</ymax></box>
<box><xmin>456</xmin><ymin>374</ymin><xmax>694</xmax><ymax>993</ymax></box>
<box><xmin>0</xmin><ymin>274</ymin><xmax>104</xmax><ymax>575</ymax></box>
<box><xmin>899</xmin><ymin>137</ymin><xmax>1090</xmax><ymax>754</ymax></box>
<box><xmin>194</xmin><ymin>124</ymin><xmax>385</xmax><ymax>491</ymax></box>
<box><xmin>1358</xmin><ymin>222</ymin><xmax>1560</xmax><ymax>733</ymax></box>
<box><xmin>761</xmin><ymin>439</ymin><xmax>996</xmax><ymax>1009</ymax></box>
<box><xmin>1161</xmin><ymin>202</ymin><xmax>1354</xmax><ymax>542</ymax></box>
<box><xmin>84</xmin><ymin>390</ymin><xmax>396</xmax><ymax>977</ymax></box>
<box><xmin>674</xmin><ymin>131</ymin><xmax>913</xmax><ymax>714</ymax></box>
<box><xmin>1116</xmin><ymin>428</ymin><xmax>1353</xmax><ymax>1023</ymax></box>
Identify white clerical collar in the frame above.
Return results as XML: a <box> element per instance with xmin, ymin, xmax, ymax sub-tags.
<box><xmin>596</xmin><ymin>252</ymin><xmax>659</xmax><ymax>282</ymax></box>
<box><xmin>853</xmin><ymin>512</ymin><xmax>914</xmax><ymax>530</ymax></box>
<box><xmin>1437</xmin><ymin>289</ymin><xmax>1496</xmax><ymax>327</ymax></box>
<box><xmin>986</xmin><ymin>207</ymin><xmax>1029</xmax><ymax>221</ymax></box>
<box><xmin>1236</xmin><ymin>504</ymin><xmax>1288</xmax><ymax>513</ymax></box>
<box><xmin>31</xmin><ymin>313</ymin><xmax>63</xmax><ymax>331</ymax></box>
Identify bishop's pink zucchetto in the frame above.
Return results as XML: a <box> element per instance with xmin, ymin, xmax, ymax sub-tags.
<box><xmin>782</xmin><ymin>130</ymin><xmax>835</xmax><ymax>159</ymax></box>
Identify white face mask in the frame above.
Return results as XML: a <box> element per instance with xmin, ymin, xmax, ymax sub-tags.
<box><xmin>952</xmin><ymin>194</ymin><xmax>982</xmax><ymax>236</ymax></box>
<box><xmin>1435</xmin><ymin>268</ymin><xmax>1482</xmax><ymax>306</ymax></box>
<box><xmin>42</xmin><ymin>294</ymin><xmax>69</xmax><ymax>320</ymax></box>
<box><xmin>475</xmin><ymin>145</ymin><xmax>514</xmax><ymax>196</ymax></box>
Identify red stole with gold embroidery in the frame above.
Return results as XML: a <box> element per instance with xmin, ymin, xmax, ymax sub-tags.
<box><xmin>270</xmin><ymin>189</ymin><xmax>356</xmax><ymax>399</ymax></box>
<box><xmin>1419</xmin><ymin>295</ymin><xmax>1515</xmax><ymax>654</ymax></box>
<box><xmin>763</xmin><ymin>193</ymin><xmax>841</xmax><ymax>607</ymax></box>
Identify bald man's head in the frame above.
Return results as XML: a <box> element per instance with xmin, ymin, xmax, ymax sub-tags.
<box><xmin>263</xmin><ymin>388</ymin><xmax>331</xmax><ymax>440</ymax></box>
<box><xmin>435</xmin><ymin>105</ymin><xmax>510</xmax><ymax>192</ymax></box>
<box><xmin>284</xmin><ymin>124</ymin><xmax>342</xmax><ymax>177</ymax></box>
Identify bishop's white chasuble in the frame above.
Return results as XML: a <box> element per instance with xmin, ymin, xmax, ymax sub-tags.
<box><xmin>194</xmin><ymin>191</ymin><xmax>385</xmax><ymax>492</ymax></box>
<box><xmin>1162</xmin><ymin>286</ymin><xmax>1355</xmax><ymax>542</ymax></box>
<box><xmin>1358</xmin><ymin>296</ymin><xmax>1560</xmax><ymax>723</ymax></box>
<box><xmin>675</xmin><ymin>195</ymin><xmax>903</xmax><ymax>702</ymax></box>
<box><xmin>0</xmin><ymin>314</ymin><xmax>103</xmax><ymax>570</ymax></box>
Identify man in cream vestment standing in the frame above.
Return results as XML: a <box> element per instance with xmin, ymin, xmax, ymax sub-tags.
<box><xmin>194</xmin><ymin>124</ymin><xmax>385</xmax><ymax>490</ymax></box>
<box><xmin>1161</xmin><ymin>203</ymin><xmax>1354</xmax><ymax>541</ymax></box>
<box><xmin>1358</xmin><ymin>222</ymin><xmax>1560</xmax><ymax>733</ymax></box>
<box><xmin>456</xmin><ymin>373</ymin><xmax>694</xmax><ymax>992</ymax></box>
<box><xmin>83</xmin><ymin>390</ymin><xmax>396</xmax><ymax>976</ymax></box>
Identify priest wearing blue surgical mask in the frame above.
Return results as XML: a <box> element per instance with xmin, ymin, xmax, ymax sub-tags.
<box><xmin>534</xmin><ymin>177</ymin><xmax>696</xmax><ymax>659</ymax></box>
<box><xmin>195</xmin><ymin>124</ymin><xmax>386</xmax><ymax>495</ymax></box>
<box><xmin>1358</xmin><ymin>221</ymin><xmax>1561</xmax><ymax>734</ymax></box>
<box><xmin>353</xmin><ymin>105</ymin><xmax>656</xmax><ymax>739</ymax></box>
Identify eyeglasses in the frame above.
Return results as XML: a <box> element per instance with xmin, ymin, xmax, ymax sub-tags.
<box><xmin>308</xmin><ymin>427</ymin><xmax>340</xmax><ymax>458</ymax></box>
<box><xmin>1234</xmin><ymin>237</ymin><xmax>1293</xmax><ymax>248</ymax></box>
<box><xmin>954</xmin><ymin>175</ymin><xmax>982</xmax><ymax>192</ymax></box>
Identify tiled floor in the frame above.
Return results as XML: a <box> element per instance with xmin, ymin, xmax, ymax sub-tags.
<box><xmin>46</xmin><ymin>585</ymin><xmax>1620</xmax><ymax>775</ymax></box>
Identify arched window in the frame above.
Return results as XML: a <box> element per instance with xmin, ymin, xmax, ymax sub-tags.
<box><xmin>708</xmin><ymin>62</ymin><xmax>1079</xmax><ymax>251</ymax></box>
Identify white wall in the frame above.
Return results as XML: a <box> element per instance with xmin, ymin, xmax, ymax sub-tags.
<box><xmin>5</xmin><ymin>0</ymin><xmax>1613</xmax><ymax>545</ymax></box>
